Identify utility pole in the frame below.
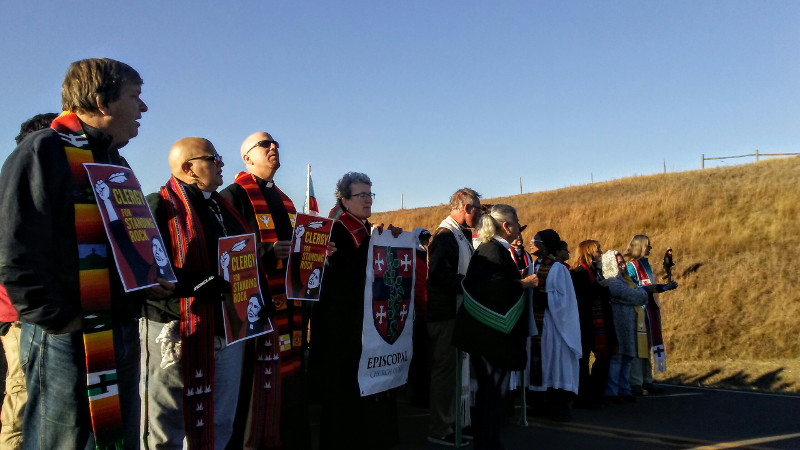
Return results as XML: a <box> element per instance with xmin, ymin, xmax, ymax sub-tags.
<box><xmin>401</xmin><ymin>194</ymin><xmax>404</xmax><ymax>210</ymax></box>
<box><xmin>519</xmin><ymin>177</ymin><xmax>522</xmax><ymax>195</ymax></box>
<box><xmin>663</xmin><ymin>159</ymin><xmax>666</xmax><ymax>174</ymax></box>
<box><xmin>590</xmin><ymin>172</ymin><xmax>593</xmax><ymax>183</ymax></box>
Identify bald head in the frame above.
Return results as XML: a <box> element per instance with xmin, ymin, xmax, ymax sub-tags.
<box><xmin>169</xmin><ymin>137</ymin><xmax>224</xmax><ymax>192</ymax></box>
<box><xmin>240</xmin><ymin>131</ymin><xmax>280</xmax><ymax>181</ymax></box>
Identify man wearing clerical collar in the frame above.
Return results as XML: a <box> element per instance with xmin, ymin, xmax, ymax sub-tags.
<box><xmin>0</xmin><ymin>57</ymin><xmax>148</xmax><ymax>449</ymax></box>
<box><xmin>220</xmin><ymin>131</ymin><xmax>312</xmax><ymax>449</ymax></box>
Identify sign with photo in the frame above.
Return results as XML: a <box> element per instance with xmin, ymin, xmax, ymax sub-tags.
<box><xmin>285</xmin><ymin>213</ymin><xmax>333</xmax><ymax>301</ymax></box>
<box><xmin>84</xmin><ymin>164</ymin><xmax>177</xmax><ymax>292</ymax></box>
<box><xmin>218</xmin><ymin>233</ymin><xmax>273</xmax><ymax>344</ymax></box>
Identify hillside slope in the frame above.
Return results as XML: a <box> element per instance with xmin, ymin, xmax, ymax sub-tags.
<box><xmin>372</xmin><ymin>157</ymin><xmax>800</xmax><ymax>392</ymax></box>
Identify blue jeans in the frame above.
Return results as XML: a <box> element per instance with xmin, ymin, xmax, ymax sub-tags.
<box><xmin>605</xmin><ymin>354</ymin><xmax>632</xmax><ymax>396</ymax></box>
<box><xmin>20</xmin><ymin>319</ymin><xmax>140</xmax><ymax>450</ymax></box>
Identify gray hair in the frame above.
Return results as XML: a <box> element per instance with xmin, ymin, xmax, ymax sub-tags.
<box><xmin>335</xmin><ymin>172</ymin><xmax>372</xmax><ymax>200</ymax></box>
<box><xmin>449</xmin><ymin>187</ymin><xmax>481</xmax><ymax>211</ymax></box>
<box><xmin>476</xmin><ymin>204</ymin><xmax>517</xmax><ymax>244</ymax></box>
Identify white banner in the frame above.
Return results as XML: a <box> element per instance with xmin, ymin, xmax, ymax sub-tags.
<box><xmin>357</xmin><ymin>228</ymin><xmax>416</xmax><ymax>396</ymax></box>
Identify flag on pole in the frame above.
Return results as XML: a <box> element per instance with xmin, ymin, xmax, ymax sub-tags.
<box><xmin>304</xmin><ymin>164</ymin><xmax>319</xmax><ymax>216</ymax></box>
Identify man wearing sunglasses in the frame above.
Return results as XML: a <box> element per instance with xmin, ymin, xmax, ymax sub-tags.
<box><xmin>221</xmin><ymin>131</ymin><xmax>311</xmax><ymax>449</ymax></box>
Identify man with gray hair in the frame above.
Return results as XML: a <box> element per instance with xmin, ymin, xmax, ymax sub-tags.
<box><xmin>426</xmin><ymin>188</ymin><xmax>481</xmax><ymax>446</ymax></box>
<box><xmin>0</xmin><ymin>58</ymin><xmax>148</xmax><ymax>449</ymax></box>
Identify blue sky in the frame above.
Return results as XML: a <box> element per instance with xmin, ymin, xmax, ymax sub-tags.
<box><xmin>1</xmin><ymin>1</ymin><xmax>798</xmax><ymax>214</ymax></box>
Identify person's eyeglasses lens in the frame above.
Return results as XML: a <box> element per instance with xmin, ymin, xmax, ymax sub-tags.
<box><xmin>187</xmin><ymin>153</ymin><xmax>222</xmax><ymax>164</ymax></box>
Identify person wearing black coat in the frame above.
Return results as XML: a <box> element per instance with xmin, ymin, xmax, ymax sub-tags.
<box><xmin>454</xmin><ymin>204</ymin><xmax>537</xmax><ymax>450</ymax></box>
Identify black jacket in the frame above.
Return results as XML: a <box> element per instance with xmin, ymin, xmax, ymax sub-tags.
<box><xmin>144</xmin><ymin>184</ymin><xmax>270</xmax><ymax>337</ymax></box>
<box><xmin>0</xmin><ymin>126</ymin><xmax>140</xmax><ymax>333</ymax></box>
<box><xmin>426</xmin><ymin>225</ymin><xmax>473</xmax><ymax>322</ymax></box>
<box><xmin>453</xmin><ymin>239</ymin><xmax>527</xmax><ymax>370</ymax></box>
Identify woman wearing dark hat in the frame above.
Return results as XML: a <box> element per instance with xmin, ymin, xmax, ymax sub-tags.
<box><xmin>527</xmin><ymin>229</ymin><xmax>582</xmax><ymax>421</ymax></box>
<box><xmin>453</xmin><ymin>205</ymin><xmax>537</xmax><ymax>450</ymax></box>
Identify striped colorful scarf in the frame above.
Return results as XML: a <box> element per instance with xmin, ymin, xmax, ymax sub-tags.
<box><xmin>629</xmin><ymin>259</ymin><xmax>666</xmax><ymax>372</ymax></box>
<box><xmin>52</xmin><ymin>111</ymin><xmax>124</xmax><ymax>450</ymax></box>
<box><xmin>528</xmin><ymin>258</ymin><xmax>553</xmax><ymax>388</ymax></box>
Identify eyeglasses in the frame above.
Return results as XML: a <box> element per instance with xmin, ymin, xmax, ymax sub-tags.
<box><xmin>350</xmin><ymin>192</ymin><xmax>375</xmax><ymax>200</ymax></box>
<box><xmin>186</xmin><ymin>153</ymin><xmax>223</xmax><ymax>164</ymax></box>
<box><xmin>245</xmin><ymin>139</ymin><xmax>280</xmax><ymax>155</ymax></box>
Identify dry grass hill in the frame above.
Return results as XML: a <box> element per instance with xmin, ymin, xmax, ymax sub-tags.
<box><xmin>373</xmin><ymin>156</ymin><xmax>800</xmax><ymax>393</ymax></box>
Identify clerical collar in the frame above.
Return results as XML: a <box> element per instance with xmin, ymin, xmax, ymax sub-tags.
<box><xmin>493</xmin><ymin>236</ymin><xmax>511</xmax><ymax>249</ymax></box>
<box><xmin>265</xmin><ymin>180</ymin><xmax>274</xmax><ymax>188</ymax></box>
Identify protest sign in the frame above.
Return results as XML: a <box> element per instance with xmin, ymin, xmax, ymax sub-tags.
<box><xmin>286</xmin><ymin>213</ymin><xmax>333</xmax><ymax>301</ymax></box>
<box><xmin>84</xmin><ymin>164</ymin><xmax>176</xmax><ymax>292</ymax></box>
<box><xmin>218</xmin><ymin>233</ymin><xmax>273</xmax><ymax>344</ymax></box>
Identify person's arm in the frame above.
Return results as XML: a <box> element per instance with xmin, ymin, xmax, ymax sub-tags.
<box><xmin>607</xmin><ymin>278</ymin><xmax>648</xmax><ymax>306</ymax></box>
<box><xmin>0</xmin><ymin>133</ymin><xmax>80</xmax><ymax>333</ymax></box>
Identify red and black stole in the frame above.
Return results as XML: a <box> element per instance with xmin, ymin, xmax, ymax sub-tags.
<box><xmin>629</xmin><ymin>259</ymin><xmax>665</xmax><ymax>367</ymax></box>
<box><xmin>52</xmin><ymin>111</ymin><xmax>125</xmax><ymax>449</ymax></box>
<box><xmin>159</xmin><ymin>177</ymin><xmax>268</xmax><ymax>448</ymax></box>
<box><xmin>233</xmin><ymin>172</ymin><xmax>296</xmax><ymax>448</ymax></box>
<box><xmin>509</xmin><ymin>249</ymin><xmax>532</xmax><ymax>276</ymax></box>
<box><xmin>580</xmin><ymin>263</ymin><xmax>608</xmax><ymax>357</ymax></box>
<box><xmin>328</xmin><ymin>203</ymin><xmax>369</xmax><ymax>247</ymax></box>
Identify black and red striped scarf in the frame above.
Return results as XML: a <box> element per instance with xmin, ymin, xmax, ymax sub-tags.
<box><xmin>52</xmin><ymin>111</ymin><xmax>124</xmax><ymax>449</ymax></box>
<box><xmin>629</xmin><ymin>259</ymin><xmax>665</xmax><ymax>369</ymax></box>
<box><xmin>232</xmin><ymin>172</ymin><xmax>301</xmax><ymax>447</ymax></box>
<box><xmin>328</xmin><ymin>203</ymin><xmax>369</xmax><ymax>248</ymax></box>
<box><xmin>233</xmin><ymin>172</ymin><xmax>304</xmax><ymax>382</ymax></box>
<box><xmin>159</xmin><ymin>177</ymin><xmax>219</xmax><ymax>448</ymax></box>
<box><xmin>160</xmin><ymin>177</ymin><xmax>283</xmax><ymax>448</ymax></box>
<box><xmin>581</xmin><ymin>262</ymin><xmax>608</xmax><ymax>357</ymax></box>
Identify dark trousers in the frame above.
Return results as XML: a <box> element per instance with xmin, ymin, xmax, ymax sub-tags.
<box><xmin>409</xmin><ymin>316</ymin><xmax>430</xmax><ymax>407</ymax></box>
<box><xmin>578</xmin><ymin>346</ymin><xmax>610</xmax><ymax>403</ymax></box>
<box><xmin>470</xmin><ymin>355</ymin><xmax>509</xmax><ymax>450</ymax></box>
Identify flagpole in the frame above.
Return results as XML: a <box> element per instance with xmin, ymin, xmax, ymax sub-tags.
<box><xmin>305</xmin><ymin>164</ymin><xmax>311</xmax><ymax>214</ymax></box>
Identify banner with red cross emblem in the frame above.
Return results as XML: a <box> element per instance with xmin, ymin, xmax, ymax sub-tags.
<box><xmin>357</xmin><ymin>228</ymin><xmax>416</xmax><ymax>396</ymax></box>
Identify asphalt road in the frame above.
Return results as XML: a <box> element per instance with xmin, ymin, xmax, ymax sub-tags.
<box><xmin>390</xmin><ymin>384</ymin><xmax>800</xmax><ymax>449</ymax></box>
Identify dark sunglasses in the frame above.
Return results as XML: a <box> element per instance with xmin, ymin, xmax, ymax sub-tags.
<box><xmin>186</xmin><ymin>152</ymin><xmax>223</xmax><ymax>164</ymax></box>
<box><xmin>246</xmin><ymin>139</ymin><xmax>280</xmax><ymax>155</ymax></box>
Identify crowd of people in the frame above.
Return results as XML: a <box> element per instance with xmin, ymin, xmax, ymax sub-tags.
<box><xmin>414</xmin><ymin>197</ymin><xmax>679</xmax><ymax>449</ymax></box>
<box><xmin>0</xmin><ymin>57</ymin><xmax>679</xmax><ymax>450</ymax></box>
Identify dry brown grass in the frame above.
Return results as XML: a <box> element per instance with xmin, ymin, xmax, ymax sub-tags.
<box><xmin>373</xmin><ymin>157</ymin><xmax>800</xmax><ymax>393</ymax></box>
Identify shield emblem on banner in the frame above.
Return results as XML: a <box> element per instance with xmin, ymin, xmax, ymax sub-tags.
<box><xmin>372</xmin><ymin>246</ymin><xmax>413</xmax><ymax>345</ymax></box>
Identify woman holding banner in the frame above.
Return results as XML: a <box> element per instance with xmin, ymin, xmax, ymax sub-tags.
<box><xmin>453</xmin><ymin>204</ymin><xmax>538</xmax><ymax>450</ymax></box>
<box><xmin>310</xmin><ymin>172</ymin><xmax>400</xmax><ymax>449</ymax></box>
